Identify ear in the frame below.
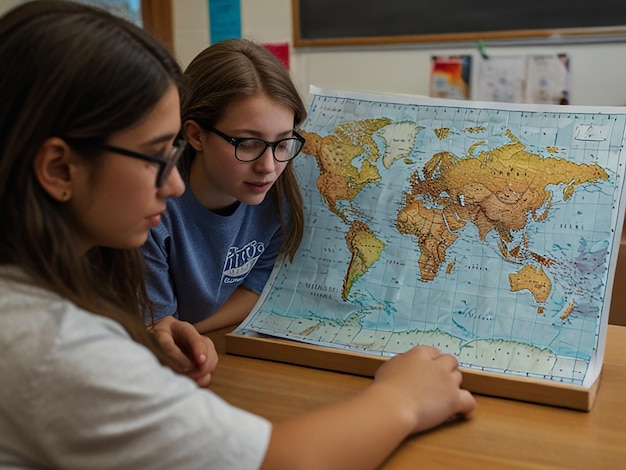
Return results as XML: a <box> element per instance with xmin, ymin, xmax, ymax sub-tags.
<box><xmin>183</xmin><ymin>120</ymin><xmax>206</xmax><ymax>152</ymax></box>
<box><xmin>33</xmin><ymin>137</ymin><xmax>75</xmax><ymax>202</ymax></box>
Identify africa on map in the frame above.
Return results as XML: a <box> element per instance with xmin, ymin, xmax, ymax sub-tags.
<box><xmin>235</xmin><ymin>86</ymin><xmax>626</xmax><ymax>387</ymax></box>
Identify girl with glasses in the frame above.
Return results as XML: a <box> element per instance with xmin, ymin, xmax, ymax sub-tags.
<box><xmin>142</xmin><ymin>38</ymin><xmax>307</xmax><ymax>333</ymax></box>
<box><xmin>0</xmin><ymin>1</ymin><xmax>215</xmax><ymax>382</ymax></box>
<box><xmin>0</xmin><ymin>2</ymin><xmax>475</xmax><ymax>468</ymax></box>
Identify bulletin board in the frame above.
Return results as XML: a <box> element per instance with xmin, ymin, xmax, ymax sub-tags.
<box><xmin>292</xmin><ymin>0</ymin><xmax>626</xmax><ymax>47</ymax></box>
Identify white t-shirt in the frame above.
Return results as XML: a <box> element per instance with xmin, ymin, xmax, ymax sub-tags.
<box><xmin>0</xmin><ymin>266</ymin><xmax>271</xmax><ymax>469</ymax></box>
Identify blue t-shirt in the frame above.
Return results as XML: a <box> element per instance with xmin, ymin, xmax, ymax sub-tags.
<box><xmin>142</xmin><ymin>186</ymin><xmax>285</xmax><ymax>324</ymax></box>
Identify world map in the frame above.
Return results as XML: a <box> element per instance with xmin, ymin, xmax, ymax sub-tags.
<box><xmin>235</xmin><ymin>87</ymin><xmax>626</xmax><ymax>387</ymax></box>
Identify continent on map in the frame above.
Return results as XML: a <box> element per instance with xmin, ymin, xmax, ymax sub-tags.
<box><xmin>343</xmin><ymin>221</ymin><xmax>386</xmax><ymax>299</ymax></box>
<box><xmin>396</xmin><ymin>199</ymin><xmax>459</xmax><ymax>281</ymax></box>
<box><xmin>509</xmin><ymin>264</ymin><xmax>552</xmax><ymax>313</ymax></box>
<box><xmin>398</xmin><ymin>129</ymin><xmax>609</xmax><ymax>302</ymax></box>
<box><xmin>302</xmin><ymin>118</ymin><xmax>424</xmax><ymax>223</ymax></box>
<box><xmin>301</xmin><ymin>118</ymin><xmax>391</xmax><ymax>222</ymax></box>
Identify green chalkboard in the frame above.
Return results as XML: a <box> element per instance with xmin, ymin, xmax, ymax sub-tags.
<box><xmin>292</xmin><ymin>0</ymin><xmax>626</xmax><ymax>47</ymax></box>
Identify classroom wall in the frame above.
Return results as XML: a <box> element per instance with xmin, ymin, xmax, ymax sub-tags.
<box><xmin>1</xmin><ymin>1</ymin><xmax>623</xmax><ymax>105</ymax></box>
<box><xmin>173</xmin><ymin>0</ymin><xmax>626</xmax><ymax>107</ymax></box>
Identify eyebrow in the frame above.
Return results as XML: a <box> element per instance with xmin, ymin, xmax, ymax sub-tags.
<box><xmin>233</xmin><ymin>129</ymin><xmax>295</xmax><ymax>139</ymax></box>
<box><xmin>143</xmin><ymin>132</ymin><xmax>179</xmax><ymax>146</ymax></box>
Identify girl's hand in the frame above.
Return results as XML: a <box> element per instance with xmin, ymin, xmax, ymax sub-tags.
<box><xmin>373</xmin><ymin>345</ymin><xmax>476</xmax><ymax>434</ymax></box>
<box><xmin>152</xmin><ymin>316</ymin><xmax>218</xmax><ymax>387</ymax></box>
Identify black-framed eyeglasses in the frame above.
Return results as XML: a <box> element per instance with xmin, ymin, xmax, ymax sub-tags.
<box><xmin>209</xmin><ymin>126</ymin><xmax>305</xmax><ymax>162</ymax></box>
<box><xmin>93</xmin><ymin>139</ymin><xmax>187</xmax><ymax>188</ymax></box>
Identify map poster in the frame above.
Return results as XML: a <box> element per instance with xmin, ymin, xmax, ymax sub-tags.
<box><xmin>475</xmin><ymin>55</ymin><xmax>526</xmax><ymax>103</ymax></box>
<box><xmin>232</xmin><ymin>86</ymin><xmax>626</xmax><ymax>404</ymax></box>
<box><xmin>525</xmin><ymin>54</ymin><xmax>570</xmax><ymax>105</ymax></box>
<box><xmin>475</xmin><ymin>53</ymin><xmax>570</xmax><ymax>105</ymax></box>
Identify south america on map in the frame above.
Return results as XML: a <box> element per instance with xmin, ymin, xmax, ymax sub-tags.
<box><xmin>235</xmin><ymin>86</ymin><xmax>626</xmax><ymax>387</ymax></box>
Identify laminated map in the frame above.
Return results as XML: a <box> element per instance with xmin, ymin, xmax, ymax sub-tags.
<box><xmin>228</xmin><ymin>86</ymin><xmax>626</xmax><ymax>410</ymax></box>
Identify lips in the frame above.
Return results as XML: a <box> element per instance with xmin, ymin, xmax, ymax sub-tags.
<box><xmin>247</xmin><ymin>181</ymin><xmax>273</xmax><ymax>192</ymax></box>
<box><xmin>146</xmin><ymin>212</ymin><xmax>162</xmax><ymax>227</ymax></box>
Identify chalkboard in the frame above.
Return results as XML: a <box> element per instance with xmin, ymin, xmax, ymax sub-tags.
<box><xmin>292</xmin><ymin>0</ymin><xmax>626</xmax><ymax>47</ymax></box>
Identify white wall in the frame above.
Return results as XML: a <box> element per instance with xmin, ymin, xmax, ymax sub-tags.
<box><xmin>174</xmin><ymin>0</ymin><xmax>626</xmax><ymax>107</ymax></box>
<box><xmin>172</xmin><ymin>0</ymin><xmax>209</xmax><ymax>68</ymax></box>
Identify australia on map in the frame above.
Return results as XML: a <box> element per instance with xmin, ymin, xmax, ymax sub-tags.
<box><xmin>234</xmin><ymin>86</ymin><xmax>626</xmax><ymax>388</ymax></box>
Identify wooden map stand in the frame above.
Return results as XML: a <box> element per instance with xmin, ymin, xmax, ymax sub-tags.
<box><xmin>225</xmin><ymin>331</ymin><xmax>601</xmax><ymax>411</ymax></box>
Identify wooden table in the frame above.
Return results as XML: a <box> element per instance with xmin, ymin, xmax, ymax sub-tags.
<box><xmin>207</xmin><ymin>325</ymin><xmax>626</xmax><ymax>469</ymax></box>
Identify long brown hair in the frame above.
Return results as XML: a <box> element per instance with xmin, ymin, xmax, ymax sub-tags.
<box><xmin>0</xmin><ymin>1</ymin><xmax>185</xmax><ymax>367</ymax></box>
<box><xmin>179</xmin><ymin>38</ymin><xmax>307</xmax><ymax>260</ymax></box>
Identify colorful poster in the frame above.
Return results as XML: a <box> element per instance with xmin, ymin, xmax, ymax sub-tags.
<box><xmin>429</xmin><ymin>55</ymin><xmax>471</xmax><ymax>100</ymax></box>
<box><xmin>235</xmin><ymin>86</ymin><xmax>626</xmax><ymax>392</ymax></box>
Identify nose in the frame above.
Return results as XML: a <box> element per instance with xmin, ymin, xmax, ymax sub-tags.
<box><xmin>253</xmin><ymin>146</ymin><xmax>277</xmax><ymax>173</ymax></box>
<box><xmin>161</xmin><ymin>166</ymin><xmax>185</xmax><ymax>198</ymax></box>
